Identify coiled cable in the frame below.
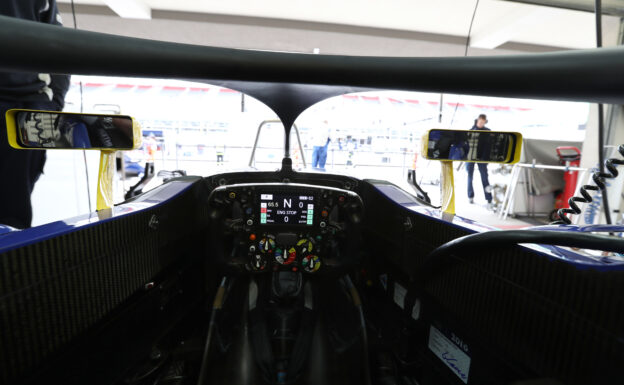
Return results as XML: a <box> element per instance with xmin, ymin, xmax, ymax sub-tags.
<box><xmin>556</xmin><ymin>145</ymin><xmax>624</xmax><ymax>224</ymax></box>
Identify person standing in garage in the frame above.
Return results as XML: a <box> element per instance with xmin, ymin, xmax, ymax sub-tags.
<box><xmin>466</xmin><ymin>114</ymin><xmax>493</xmax><ymax>208</ymax></box>
<box><xmin>0</xmin><ymin>0</ymin><xmax>70</xmax><ymax>228</ymax></box>
<box><xmin>310</xmin><ymin>119</ymin><xmax>332</xmax><ymax>170</ymax></box>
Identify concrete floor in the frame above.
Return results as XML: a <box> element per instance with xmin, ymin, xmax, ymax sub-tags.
<box><xmin>402</xmin><ymin>167</ymin><xmax>547</xmax><ymax>230</ymax></box>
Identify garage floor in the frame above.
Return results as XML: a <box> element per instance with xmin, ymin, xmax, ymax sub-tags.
<box><xmin>410</xmin><ymin>174</ymin><xmax>548</xmax><ymax>230</ymax></box>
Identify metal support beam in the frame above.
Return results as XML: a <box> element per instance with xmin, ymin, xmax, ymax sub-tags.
<box><xmin>249</xmin><ymin>120</ymin><xmax>306</xmax><ymax>169</ymax></box>
<box><xmin>293</xmin><ymin>124</ymin><xmax>307</xmax><ymax>168</ymax></box>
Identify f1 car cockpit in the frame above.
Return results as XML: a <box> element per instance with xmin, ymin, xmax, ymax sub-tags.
<box><xmin>1</xmin><ymin>10</ymin><xmax>624</xmax><ymax>385</ymax></box>
<box><xmin>3</xmin><ymin>157</ymin><xmax>623</xmax><ymax>385</ymax></box>
<box><xmin>202</xmin><ymin>178</ymin><xmax>367</xmax><ymax>384</ymax></box>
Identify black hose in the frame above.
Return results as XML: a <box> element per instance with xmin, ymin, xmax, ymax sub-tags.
<box><xmin>449</xmin><ymin>0</ymin><xmax>480</xmax><ymax>127</ymax></box>
<box><xmin>555</xmin><ymin>0</ymin><xmax>624</xmax><ymax>225</ymax></box>
<box><xmin>197</xmin><ymin>277</ymin><xmax>228</xmax><ymax>385</ymax></box>
<box><xmin>416</xmin><ymin>230</ymin><xmax>624</xmax><ymax>286</ymax></box>
<box><xmin>596</xmin><ymin>0</ymin><xmax>603</xmax><ymax>48</ymax></box>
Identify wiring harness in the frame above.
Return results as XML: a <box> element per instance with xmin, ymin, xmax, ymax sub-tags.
<box><xmin>556</xmin><ymin>145</ymin><xmax>624</xmax><ymax>224</ymax></box>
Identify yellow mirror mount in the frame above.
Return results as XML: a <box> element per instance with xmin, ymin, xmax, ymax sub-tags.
<box><xmin>440</xmin><ymin>161</ymin><xmax>455</xmax><ymax>221</ymax></box>
<box><xmin>97</xmin><ymin>150</ymin><xmax>116</xmax><ymax>211</ymax></box>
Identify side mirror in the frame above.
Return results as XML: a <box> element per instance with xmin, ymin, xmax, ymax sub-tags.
<box><xmin>421</xmin><ymin>129</ymin><xmax>522</xmax><ymax>163</ymax></box>
<box><xmin>5</xmin><ymin>109</ymin><xmax>142</xmax><ymax>211</ymax></box>
<box><xmin>6</xmin><ymin>110</ymin><xmax>140</xmax><ymax>150</ymax></box>
<box><xmin>420</xmin><ymin>128</ymin><xmax>522</xmax><ymax>221</ymax></box>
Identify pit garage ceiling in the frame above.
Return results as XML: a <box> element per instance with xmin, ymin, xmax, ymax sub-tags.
<box><xmin>57</xmin><ymin>0</ymin><xmax>622</xmax><ymax>56</ymax></box>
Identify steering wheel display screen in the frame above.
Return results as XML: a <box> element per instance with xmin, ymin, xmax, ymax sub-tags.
<box><xmin>259</xmin><ymin>193</ymin><xmax>314</xmax><ymax>225</ymax></box>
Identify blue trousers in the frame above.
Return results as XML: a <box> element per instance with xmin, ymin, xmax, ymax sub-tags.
<box><xmin>466</xmin><ymin>162</ymin><xmax>492</xmax><ymax>202</ymax></box>
<box><xmin>311</xmin><ymin>145</ymin><xmax>328</xmax><ymax>169</ymax></box>
<box><xmin>0</xmin><ymin>100</ymin><xmax>58</xmax><ymax>228</ymax></box>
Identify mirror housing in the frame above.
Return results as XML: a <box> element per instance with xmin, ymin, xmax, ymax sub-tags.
<box><xmin>421</xmin><ymin>129</ymin><xmax>522</xmax><ymax>164</ymax></box>
<box><xmin>5</xmin><ymin>109</ymin><xmax>141</xmax><ymax>150</ymax></box>
<box><xmin>5</xmin><ymin>109</ymin><xmax>142</xmax><ymax>212</ymax></box>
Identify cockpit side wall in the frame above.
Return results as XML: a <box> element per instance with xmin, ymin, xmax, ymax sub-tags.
<box><xmin>0</xmin><ymin>179</ymin><xmax>213</xmax><ymax>385</ymax></box>
<box><xmin>358</xmin><ymin>180</ymin><xmax>624</xmax><ymax>384</ymax></box>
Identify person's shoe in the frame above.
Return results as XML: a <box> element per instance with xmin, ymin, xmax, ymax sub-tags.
<box><xmin>469</xmin><ymin>198</ymin><xmax>474</xmax><ymax>204</ymax></box>
<box><xmin>487</xmin><ymin>201</ymin><xmax>494</xmax><ymax>211</ymax></box>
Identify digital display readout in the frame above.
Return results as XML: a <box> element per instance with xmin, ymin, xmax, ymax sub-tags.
<box><xmin>259</xmin><ymin>194</ymin><xmax>314</xmax><ymax>225</ymax></box>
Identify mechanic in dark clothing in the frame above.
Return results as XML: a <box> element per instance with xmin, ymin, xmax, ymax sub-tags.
<box><xmin>0</xmin><ymin>0</ymin><xmax>70</xmax><ymax>228</ymax></box>
<box><xmin>466</xmin><ymin>114</ymin><xmax>493</xmax><ymax>206</ymax></box>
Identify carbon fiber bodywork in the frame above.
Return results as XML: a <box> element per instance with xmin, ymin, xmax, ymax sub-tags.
<box><xmin>0</xmin><ymin>178</ymin><xmax>210</xmax><ymax>384</ymax></box>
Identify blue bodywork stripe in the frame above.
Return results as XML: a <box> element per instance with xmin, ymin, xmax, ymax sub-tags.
<box><xmin>0</xmin><ymin>179</ymin><xmax>197</xmax><ymax>254</ymax></box>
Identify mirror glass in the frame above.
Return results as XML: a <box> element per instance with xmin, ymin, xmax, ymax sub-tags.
<box><xmin>15</xmin><ymin>111</ymin><xmax>134</xmax><ymax>149</ymax></box>
<box><xmin>425</xmin><ymin>129</ymin><xmax>518</xmax><ymax>163</ymax></box>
